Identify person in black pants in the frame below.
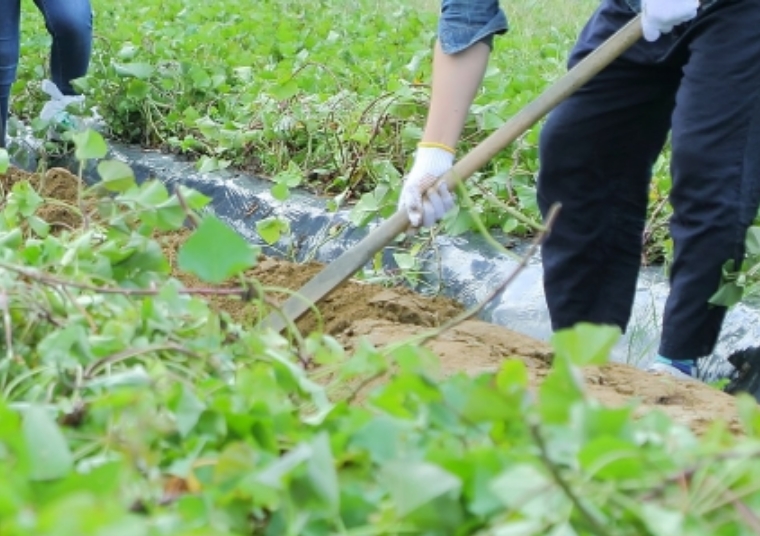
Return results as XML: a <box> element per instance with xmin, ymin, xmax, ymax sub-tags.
<box><xmin>537</xmin><ymin>0</ymin><xmax>760</xmax><ymax>380</ymax></box>
<box><xmin>397</xmin><ymin>0</ymin><xmax>755</xmax><ymax>381</ymax></box>
<box><xmin>0</xmin><ymin>0</ymin><xmax>93</xmax><ymax>147</ymax></box>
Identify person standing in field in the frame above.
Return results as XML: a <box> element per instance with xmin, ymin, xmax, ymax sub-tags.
<box><xmin>398</xmin><ymin>0</ymin><xmax>760</xmax><ymax>381</ymax></box>
<box><xmin>0</xmin><ymin>0</ymin><xmax>93</xmax><ymax>147</ymax></box>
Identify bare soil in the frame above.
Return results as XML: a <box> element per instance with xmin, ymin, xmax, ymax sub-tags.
<box><xmin>1</xmin><ymin>167</ymin><xmax>88</xmax><ymax>231</ymax></box>
<box><xmin>3</xmin><ymin>166</ymin><xmax>742</xmax><ymax>436</ymax></box>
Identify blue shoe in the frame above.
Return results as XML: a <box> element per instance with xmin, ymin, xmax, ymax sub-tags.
<box><xmin>646</xmin><ymin>356</ymin><xmax>698</xmax><ymax>381</ymax></box>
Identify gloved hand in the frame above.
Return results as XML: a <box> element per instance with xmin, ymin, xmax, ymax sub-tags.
<box><xmin>398</xmin><ymin>145</ymin><xmax>456</xmax><ymax>228</ymax></box>
<box><xmin>39</xmin><ymin>80</ymin><xmax>84</xmax><ymax>129</ymax></box>
<box><xmin>641</xmin><ymin>0</ymin><xmax>699</xmax><ymax>42</ymax></box>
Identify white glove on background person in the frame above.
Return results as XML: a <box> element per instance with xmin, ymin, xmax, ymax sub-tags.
<box><xmin>398</xmin><ymin>145</ymin><xmax>456</xmax><ymax>228</ymax></box>
<box><xmin>39</xmin><ymin>79</ymin><xmax>85</xmax><ymax>129</ymax></box>
<box><xmin>641</xmin><ymin>0</ymin><xmax>699</xmax><ymax>42</ymax></box>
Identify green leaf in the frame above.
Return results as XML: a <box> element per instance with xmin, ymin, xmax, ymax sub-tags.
<box><xmin>256</xmin><ymin>443</ymin><xmax>312</xmax><ymax>490</ymax></box>
<box><xmin>270</xmin><ymin>79</ymin><xmax>299</xmax><ymax>100</ymax></box>
<box><xmin>97</xmin><ymin>159</ymin><xmax>136</xmax><ymax>192</ymax></box>
<box><xmin>37</xmin><ymin>324</ymin><xmax>90</xmax><ymax>367</ymax></box>
<box><xmin>72</xmin><ymin>129</ymin><xmax>108</xmax><ymax>161</ymax></box>
<box><xmin>380</xmin><ymin>461</ymin><xmax>461</xmax><ymax>517</ymax></box>
<box><xmin>392</xmin><ymin>252</ymin><xmax>416</xmax><ymax>271</ymax></box>
<box><xmin>746</xmin><ymin>226</ymin><xmax>760</xmax><ymax>257</ymax></box>
<box><xmin>0</xmin><ymin>148</ymin><xmax>8</xmax><ymax>174</ymax></box>
<box><xmin>273</xmin><ymin>161</ymin><xmax>303</xmax><ymax>188</ymax></box>
<box><xmin>735</xmin><ymin>393</ymin><xmax>760</xmax><ymax>436</ymax></box>
<box><xmin>709</xmin><ymin>281</ymin><xmax>744</xmax><ymax>307</ymax></box>
<box><xmin>175</xmin><ymin>385</ymin><xmax>206</xmax><ymax>438</ymax></box>
<box><xmin>577</xmin><ymin>437</ymin><xmax>643</xmax><ymax>480</ymax></box>
<box><xmin>113</xmin><ymin>62</ymin><xmax>154</xmax><ymax>79</ymax></box>
<box><xmin>538</xmin><ymin>362</ymin><xmax>586</xmax><ymax>424</ymax></box>
<box><xmin>580</xmin><ymin>405</ymin><xmax>634</xmax><ymax>439</ymax></box>
<box><xmin>174</xmin><ymin>185</ymin><xmax>211</xmax><ymax>211</ymax></box>
<box><xmin>0</xmin><ymin>228</ymin><xmax>23</xmax><ymax>249</ymax></box>
<box><xmin>271</xmin><ymin>182</ymin><xmax>290</xmax><ymax>201</ymax></box>
<box><xmin>28</xmin><ymin>215</ymin><xmax>50</xmax><ymax>237</ymax></box>
<box><xmin>256</xmin><ymin>216</ymin><xmax>289</xmax><ymax>245</ymax></box>
<box><xmin>306</xmin><ymin>433</ymin><xmax>340</xmax><ymax>513</ymax></box>
<box><xmin>22</xmin><ymin>405</ymin><xmax>73</xmax><ymax>481</ymax></box>
<box><xmin>496</xmin><ymin>358</ymin><xmax>529</xmax><ymax>394</ymax></box>
<box><xmin>84</xmin><ymin>368</ymin><xmax>152</xmax><ymax>390</ymax></box>
<box><xmin>349</xmin><ymin>192</ymin><xmax>381</xmax><ymax>227</ymax></box>
<box><xmin>197</xmin><ymin>155</ymin><xmax>224</xmax><ymax>173</ymax></box>
<box><xmin>551</xmin><ymin>323</ymin><xmax>620</xmax><ymax>366</ymax></box>
<box><xmin>491</xmin><ymin>464</ymin><xmax>569</xmax><ymax>521</ymax></box>
<box><xmin>9</xmin><ymin>180</ymin><xmax>44</xmax><ymax>217</ymax></box>
<box><xmin>126</xmin><ymin>79</ymin><xmax>150</xmax><ymax>100</ymax></box>
<box><xmin>116</xmin><ymin>44</ymin><xmax>139</xmax><ymax>60</ymax></box>
<box><xmin>490</xmin><ymin>464</ymin><xmax>549</xmax><ymax>510</ymax></box>
<box><xmin>178</xmin><ymin>215</ymin><xmax>257</xmax><ymax>283</ymax></box>
<box><xmin>350</xmin><ymin>416</ymin><xmax>412</xmax><ymax>464</ymax></box>
<box><xmin>639</xmin><ymin>503</ymin><xmax>684</xmax><ymax>536</ymax></box>
<box><xmin>454</xmin><ymin>377</ymin><xmax>518</xmax><ymax>424</ymax></box>
<box><xmin>465</xmin><ymin>450</ymin><xmax>509</xmax><ymax>518</ymax></box>
<box><xmin>214</xmin><ymin>442</ymin><xmax>257</xmax><ymax>486</ymax></box>
<box><xmin>121</xmin><ymin>180</ymin><xmax>170</xmax><ymax>207</ymax></box>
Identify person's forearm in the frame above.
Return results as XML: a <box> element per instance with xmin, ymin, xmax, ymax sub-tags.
<box><xmin>422</xmin><ymin>40</ymin><xmax>491</xmax><ymax>150</ymax></box>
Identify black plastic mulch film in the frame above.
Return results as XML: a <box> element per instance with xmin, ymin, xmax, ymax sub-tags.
<box><xmin>7</xmin><ymin>134</ymin><xmax>760</xmax><ymax>400</ymax></box>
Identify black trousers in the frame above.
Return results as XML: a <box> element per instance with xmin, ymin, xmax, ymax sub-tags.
<box><xmin>537</xmin><ymin>0</ymin><xmax>760</xmax><ymax>360</ymax></box>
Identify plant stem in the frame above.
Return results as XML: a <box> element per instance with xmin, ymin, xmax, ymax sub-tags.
<box><xmin>0</xmin><ymin>260</ymin><xmax>261</xmax><ymax>300</ymax></box>
<box><xmin>392</xmin><ymin>202</ymin><xmax>560</xmax><ymax>350</ymax></box>
<box><xmin>529</xmin><ymin>420</ymin><xmax>612</xmax><ymax>536</ymax></box>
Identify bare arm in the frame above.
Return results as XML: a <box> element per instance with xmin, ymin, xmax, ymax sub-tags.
<box><xmin>421</xmin><ymin>40</ymin><xmax>491</xmax><ymax>150</ymax></box>
<box><xmin>398</xmin><ymin>0</ymin><xmax>505</xmax><ymax>228</ymax></box>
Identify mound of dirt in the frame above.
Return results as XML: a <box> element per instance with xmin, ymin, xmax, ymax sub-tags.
<box><xmin>159</xmin><ymin>231</ymin><xmax>741</xmax><ymax>435</ymax></box>
<box><xmin>4</xmin><ymin>165</ymin><xmax>742</xmax><ymax>436</ymax></box>
<box><xmin>336</xmin><ymin>319</ymin><xmax>740</xmax><ymax>435</ymax></box>
<box><xmin>158</xmin><ymin>231</ymin><xmax>464</xmax><ymax>336</ymax></box>
<box><xmin>1</xmin><ymin>167</ymin><xmax>87</xmax><ymax>231</ymax></box>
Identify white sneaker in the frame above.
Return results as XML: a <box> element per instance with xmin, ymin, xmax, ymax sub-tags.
<box><xmin>646</xmin><ymin>357</ymin><xmax>698</xmax><ymax>381</ymax></box>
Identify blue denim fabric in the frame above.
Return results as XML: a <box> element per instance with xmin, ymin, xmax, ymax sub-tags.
<box><xmin>438</xmin><ymin>0</ymin><xmax>508</xmax><ymax>55</ymax></box>
<box><xmin>0</xmin><ymin>0</ymin><xmax>92</xmax><ymax>147</ymax></box>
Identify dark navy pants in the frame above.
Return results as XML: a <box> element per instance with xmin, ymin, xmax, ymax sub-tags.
<box><xmin>0</xmin><ymin>0</ymin><xmax>92</xmax><ymax>147</ymax></box>
<box><xmin>537</xmin><ymin>0</ymin><xmax>760</xmax><ymax>360</ymax></box>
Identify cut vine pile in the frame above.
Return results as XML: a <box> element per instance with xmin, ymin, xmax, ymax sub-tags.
<box><xmin>1</xmin><ymin>164</ymin><xmax>727</xmax><ymax>437</ymax></box>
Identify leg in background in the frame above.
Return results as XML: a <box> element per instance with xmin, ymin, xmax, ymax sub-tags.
<box><xmin>537</xmin><ymin>0</ymin><xmax>680</xmax><ymax>333</ymax></box>
<box><xmin>33</xmin><ymin>0</ymin><xmax>93</xmax><ymax>96</ymax></box>
<box><xmin>658</xmin><ymin>1</ymin><xmax>760</xmax><ymax>364</ymax></box>
<box><xmin>0</xmin><ymin>0</ymin><xmax>21</xmax><ymax>147</ymax></box>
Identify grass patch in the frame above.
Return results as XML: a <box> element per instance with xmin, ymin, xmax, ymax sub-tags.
<box><xmin>11</xmin><ymin>0</ymin><xmax>760</xmax><ymax>299</ymax></box>
<box><xmin>14</xmin><ymin>0</ymin><xmax>599</xmax><ymax>242</ymax></box>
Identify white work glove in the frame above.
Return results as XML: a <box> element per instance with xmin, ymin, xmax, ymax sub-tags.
<box><xmin>39</xmin><ymin>79</ymin><xmax>85</xmax><ymax>126</ymax></box>
<box><xmin>398</xmin><ymin>146</ymin><xmax>456</xmax><ymax>228</ymax></box>
<box><xmin>641</xmin><ymin>0</ymin><xmax>699</xmax><ymax>42</ymax></box>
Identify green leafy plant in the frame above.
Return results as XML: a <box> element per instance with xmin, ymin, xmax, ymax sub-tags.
<box><xmin>710</xmin><ymin>226</ymin><xmax>760</xmax><ymax>308</ymax></box>
<box><xmin>13</xmin><ymin>0</ymin><xmax>597</xmax><ymax>256</ymax></box>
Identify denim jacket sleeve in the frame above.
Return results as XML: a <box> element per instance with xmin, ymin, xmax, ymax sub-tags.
<box><xmin>437</xmin><ymin>0</ymin><xmax>509</xmax><ymax>55</ymax></box>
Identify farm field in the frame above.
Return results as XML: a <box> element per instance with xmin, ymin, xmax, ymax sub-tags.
<box><xmin>3</xmin><ymin>0</ymin><xmax>760</xmax><ymax>535</ymax></box>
